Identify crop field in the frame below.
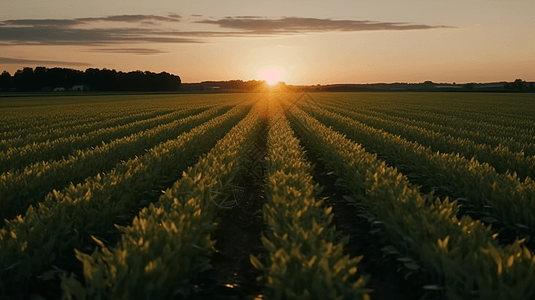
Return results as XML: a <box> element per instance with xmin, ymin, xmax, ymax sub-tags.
<box><xmin>1</xmin><ymin>92</ymin><xmax>535</xmax><ymax>300</ymax></box>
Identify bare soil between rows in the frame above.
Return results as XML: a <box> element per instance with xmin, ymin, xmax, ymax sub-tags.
<box><xmin>193</xmin><ymin>120</ymin><xmax>268</xmax><ymax>300</ymax></box>
<box><xmin>294</xmin><ymin>128</ymin><xmax>447</xmax><ymax>300</ymax></box>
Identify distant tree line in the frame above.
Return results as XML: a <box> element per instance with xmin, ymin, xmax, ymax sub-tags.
<box><xmin>0</xmin><ymin>67</ymin><xmax>181</xmax><ymax>92</ymax></box>
<box><xmin>181</xmin><ymin>80</ymin><xmax>268</xmax><ymax>92</ymax></box>
<box><xmin>180</xmin><ymin>80</ymin><xmax>308</xmax><ymax>93</ymax></box>
<box><xmin>505</xmin><ymin>79</ymin><xmax>534</xmax><ymax>91</ymax></box>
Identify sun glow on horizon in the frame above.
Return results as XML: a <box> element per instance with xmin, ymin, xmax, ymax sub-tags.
<box><xmin>259</xmin><ymin>67</ymin><xmax>284</xmax><ymax>86</ymax></box>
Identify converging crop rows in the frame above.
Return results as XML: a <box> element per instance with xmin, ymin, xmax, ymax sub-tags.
<box><xmin>0</xmin><ymin>92</ymin><xmax>534</xmax><ymax>299</ymax></box>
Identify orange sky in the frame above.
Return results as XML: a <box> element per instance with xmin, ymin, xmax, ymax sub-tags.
<box><xmin>1</xmin><ymin>0</ymin><xmax>534</xmax><ymax>84</ymax></box>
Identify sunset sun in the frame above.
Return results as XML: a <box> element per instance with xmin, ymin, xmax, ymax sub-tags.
<box><xmin>259</xmin><ymin>68</ymin><xmax>284</xmax><ymax>85</ymax></box>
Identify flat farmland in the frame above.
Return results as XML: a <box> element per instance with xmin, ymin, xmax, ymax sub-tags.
<box><xmin>1</xmin><ymin>92</ymin><xmax>534</xmax><ymax>300</ymax></box>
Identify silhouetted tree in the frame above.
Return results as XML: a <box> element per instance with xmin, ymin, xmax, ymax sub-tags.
<box><xmin>514</xmin><ymin>79</ymin><xmax>524</xmax><ymax>91</ymax></box>
<box><xmin>0</xmin><ymin>71</ymin><xmax>12</xmax><ymax>91</ymax></box>
<box><xmin>13</xmin><ymin>67</ymin><xmax>36</xmax><ymax>92</ymax></box>
<box><xmin>33</xmin><ymin>67</ymin><xmax>49</xmax><ymax>91</ymax></box>
<box><xmin>2</xmin><ymin>66</ymin><xmax>181</xmax><ymax>92</ymax></box>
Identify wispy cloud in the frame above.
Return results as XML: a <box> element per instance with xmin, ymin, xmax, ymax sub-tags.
<box><xmin>233</xmin><ymin>16</ymin><xmax>265</xmax><ymax>19</ymax></box>
<box><xmin>196</xmin><ymin>16</ymin><xmax>453</xmax><ymax>34</ymax></box>
<box><xmin>0</xmin><ymin>14</ymin><xmax>453</xmax><ymax>47</ymax></box>
<box><xmin>0</xmin><ymin>13</ymin><xmax>191</xmax><ymax>46</ymax></box>
<box><xmin>89</xmin><ymin>48</ymin><xmax>168</xmax><ymax>55</ymax></box>
<box><xmin>77</xmin><ymin>14</ymin><xmax>181</xmax><ymax>23</ymax></box>
<box><xmin>0</xmin><ymin>57</ymin><xmax>91</xmax><ymax>66</ymax></box>
<box><xmin>0</xmin><ymin>26</ymin><xmax>200</xmax><ymax>46</ymax></box>
<box><xmin>1</xmin><ymin>14</ymin><xmax>181</xmax><ymax>27</ymax></box>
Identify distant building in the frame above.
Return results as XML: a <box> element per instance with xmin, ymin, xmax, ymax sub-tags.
<box><xmin>53</xmin><ymin>87</ymin><xmax>65</xmax><ymax>92</ymax></box>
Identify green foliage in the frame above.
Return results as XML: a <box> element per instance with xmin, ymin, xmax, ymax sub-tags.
<box><xmin>312</xmin><ymin>92</ymin><xmax>535</xmax><ymax>155</ymax></box>
<box><xmin>0</xmin><ymin>105</ymin><xmax>232</xmax><ymax>223</ymax></box>
<box><xmin>0</xmin><ymin>104</ymin><xmax>249</xmax><ymax>296</ymax></box>
<box><xmin>0</xmin><ymin>106</ymin><xmax>213</xmax><ymax>172</ymax></box>
<box><xmin>289</xmin><ymin>105</ymin><xmax>535</xmax><ymax>300</ymax></box>
<box><xmin>255</xmin><ymin>102</ymin><xmax>370</xmax><ymax>300</ymax></box>
<box><xmin>61</xmin><ymin>101</ymin><xmax>264</xmax><ymax>299</ymax></box>
<box><xmin>319</xmin><ymin>102</ymin><xmax>535</xmax><ymax>180</ymax></box>
<box><xmin>302</xmin><ymin>105</ymin><xmax>535</xmax><ymax>235</ymax></box>
<box><xmin>1</xmin><ymin>92</ymin><xmax>535</xmax><ymax>299</ymax></box>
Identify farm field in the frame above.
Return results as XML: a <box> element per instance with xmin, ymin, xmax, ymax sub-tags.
<box><xmin>1</xmin><ymin>92</ymin><xmax>535</xmax><ymax>300</ymax></box>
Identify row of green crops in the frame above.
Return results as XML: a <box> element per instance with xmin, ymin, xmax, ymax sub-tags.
<box><xmin>0</xmin><ymin>103</ymin><xmax>250</xmax><ymax>297</ymax></box>
<box><xmin>378</xmin><ymin>102</ymin><xmax>535</xmax><ymax>131</ymax></box>
<box><xmin>320</xmin><ymin>93</ymin><xmax>535</xmax><ymax>143</ymax></box>
<box><xmin>346</xmin><ymin>99</ymin><xmax>535</xmax><ymax>144</ymax></box>
<box><xmin>0</xmin><ymin>94</ymin><xmax>204</xmax><ymax>134</ymax></box>
<box><xmin>322</xmin><ymin>99</ymin><xmax>535</xmax><ymax>157</ymax></box>
<box><xmin>0</xmin><ymin>105</ymin><xmax>233</xmax><ymax>223</ymax></box>
<box><xmin>300</xmin><ymin>104</ymin><xmax>535</xmax><ymax>235</ymax></box>
<box><xmin>1</xmin><ymin>92</ymin><xmax>534</xmax><ymax>299</ymax></box>
<box><xmin>62</xmin><ymin>101</ymin><xmax>265</xmax><ymax>299</ymax></box>
<box><xmin>288</xmin><ymin>104</ymin><xmax>535</xmax><ymax>300</ymax></box>
<box><xmin>338</xmin><ymin>92</ymin><xmax>535</xmax><ymax>130</ymax></box>
<box><xmin>319</xmin><ymin>102</ymin><xmax>535</xmax><ymax>179</ymax></box>
<box><xmin>0</xmin><ymin>94</ymin><xmax>228</xmax><ymax>147</ymax></box>
<box><xmin>0</xmin><ymin>105</ymin><xmax>213</xmax><ymax>173</ymax></box>
<box><xmin>254</xmin><ymin>101</ymin><xmax>369</xmax><ymax>299</ymax></box>
<box><xmin>0</xmin><ymin>109</ymin><xmax>168</xmax><ymax>151</ymax></box>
